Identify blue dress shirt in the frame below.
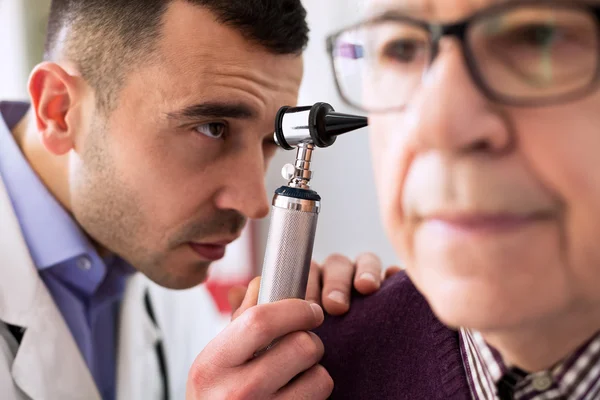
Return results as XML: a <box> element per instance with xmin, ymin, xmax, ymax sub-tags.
<box><xmin>0</xmin><ymin>101</ymin><xmax>132</xmax><ymax>400</ymax></box>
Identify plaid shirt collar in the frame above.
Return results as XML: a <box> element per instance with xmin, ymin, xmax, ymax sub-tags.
<box><xmin>459</xmin><ymin>328</ymin><xmax>600</xmax><ymax>400</ymax></box>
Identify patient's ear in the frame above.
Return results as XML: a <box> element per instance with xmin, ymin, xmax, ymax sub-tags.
<box><xmin>28</xmin><ymin>62</ymin><xmax>84</xmax><ymax>156</ymax></box>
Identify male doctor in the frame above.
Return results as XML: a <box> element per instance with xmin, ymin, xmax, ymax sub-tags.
<box><xmin>0</xmin><ymin>1</ymin><xmax>391</xmax><ymax>399</ymax></box>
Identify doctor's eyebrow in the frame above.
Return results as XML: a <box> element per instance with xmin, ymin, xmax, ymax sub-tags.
<box><xmin>166</xmin><ymin>102</ymin><xmax>257</xmax><ymax>121</ymax></box>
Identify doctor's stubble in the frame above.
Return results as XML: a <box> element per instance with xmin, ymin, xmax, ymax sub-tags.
<box><xmin>69</xmin><ymin>114</ymin><xmax>247</xmax><ymax>289</ymax></box>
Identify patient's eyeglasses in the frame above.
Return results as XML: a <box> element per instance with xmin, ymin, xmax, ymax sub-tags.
<box><xmin>326</xmin><ymin>0</ymin><xmax>600</xmax><ymax>112</ymax></box>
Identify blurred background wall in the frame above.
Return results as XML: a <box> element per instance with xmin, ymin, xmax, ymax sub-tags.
<box><xmin>0</xmin><ymin>0</ymin><xmax>50</xmax><ymax>100</ymax></box>
<box><xmin>0</xmin><ymin>0</ymin><xmax>399</xmax><ymax>271</ymax></box>
<box><xmin>261</xmin><ymin>0</ymin><xmax>399</xmax><ymax>268</ymax></box>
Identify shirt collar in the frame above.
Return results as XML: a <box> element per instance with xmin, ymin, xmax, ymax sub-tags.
<box><xmin>460</xmin><ymin>328</ymin><xmax>600</xmax><ymax>399</ymax></box>
<box><xmin>0</xmin><ymin>102</ymin><xmax>107</xmax><ymax>293</ymax></box>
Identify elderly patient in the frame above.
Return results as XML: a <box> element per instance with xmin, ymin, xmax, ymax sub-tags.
<box><xmin>316</xmin><ymin>0</ymin><xmax>600</xmax><ymax>399</ymax></box>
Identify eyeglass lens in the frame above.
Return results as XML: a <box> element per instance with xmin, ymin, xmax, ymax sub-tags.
<box><xmin>331</xmin><ymin>4</ymin><xmax>600</xmax><ymax>111</ymax></box>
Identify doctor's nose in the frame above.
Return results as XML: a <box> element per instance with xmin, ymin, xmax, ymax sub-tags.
<box><xmin>213</xmin><ymin>150</ymin><xmax>270</xmax><ymax>220</ymax></box>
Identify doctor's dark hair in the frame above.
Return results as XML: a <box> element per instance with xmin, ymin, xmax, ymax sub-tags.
<box><xmin>44</xmin><ymin>0</ymin><xmax>309</xmax><ymax>110</ymax></box>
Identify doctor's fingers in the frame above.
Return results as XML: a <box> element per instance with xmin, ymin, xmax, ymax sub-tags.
<box><xmin>228</xmin><ymin>286</ymin><xmax>247</xmax><ymax>318</ymax></box>
<box><xmin>274</xmin><ymin>364</ymin><xmax>334</xmax><ymax>400</ymax></box>
<box><xmin>321</xmin><ymin>254</ymin><xmax>355</xmax><ymax>316</ymax></box>
<box><xmin>203</xmin><ymin>299</ymin><xmax>324</xmax><ymax>367</ymax></box>
<box><xmin>230</xmin><ymin>276</ymin><xmax>261</xmax><ymax>321</ymax></box>
<box><xmin>304</xmin><ymin>261</ymin><xmax>322</xmax><ymax>305</ymax></box>
<box><xmin>240</xmin><ymin>331</ymin><xmax>326</xmax><ymax>396</ymax></box>
<box><xmin>353</xmin><ymin>252</ymin><xmax>384</xmax><ymax>295</ymax></box>
<box><xmin>384</xmin><ymin>265</ymin><xmax>403</xmax><ymax>280</ymax></box>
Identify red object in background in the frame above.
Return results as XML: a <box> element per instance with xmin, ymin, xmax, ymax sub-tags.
<box><xmin>204</xmin><ymin>278</ymin><xmax>252</xmax><ymax>314</ymax></box>
<box><xmin>204</xmin><ymin>220</ymin><xmax>258</xmax><ymax>314</ymax></box>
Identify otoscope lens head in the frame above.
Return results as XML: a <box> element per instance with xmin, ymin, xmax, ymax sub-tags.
<box><xmin>274</xmin><ymin>103</ymin><xmax>368</xmax><ymax>150</ymax></box>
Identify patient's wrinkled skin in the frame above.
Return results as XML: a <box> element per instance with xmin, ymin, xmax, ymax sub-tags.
<box><xmin>367</xmin><ymin>0</ymin><xmax>600</xmax><ymax>370</ymax></box>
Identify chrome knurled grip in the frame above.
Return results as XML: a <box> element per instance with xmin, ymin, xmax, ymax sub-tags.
<box><xmin>257</xmin><ymin>143</ymin><xmax>321</xmax><ymax>305</ymax></box>
<box><xmin>257</xmin><ymin>195</ymin><xmax>320</xmax><ymax>304</ymax></box>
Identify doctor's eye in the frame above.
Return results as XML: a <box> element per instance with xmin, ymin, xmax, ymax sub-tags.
<box><xmin>194</xmin><ymin>122</ymin><xmax>227</xmax><ymax>140</ymax></box>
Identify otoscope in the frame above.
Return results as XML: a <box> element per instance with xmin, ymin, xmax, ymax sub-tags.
<box><xmin>257</xmin><ymin>102</ymin><xmax>368</xmax><ymax>306</ymax></box>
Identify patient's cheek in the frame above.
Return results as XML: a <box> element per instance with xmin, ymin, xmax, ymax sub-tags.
<box><xmin>370</xmin><ymin>118</ymin><xmax>413</xmax><ymax>235</ymax></box>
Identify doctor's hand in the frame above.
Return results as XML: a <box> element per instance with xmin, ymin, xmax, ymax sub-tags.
<box><xmin>186</xmin><ymin>296</ymin><xmax>332</xmax><ymax>399</ymax></box>
<box><xmin>228</xmin><ymin>252</ymin><xmax>401</xmax><ymax>317</ymax></box>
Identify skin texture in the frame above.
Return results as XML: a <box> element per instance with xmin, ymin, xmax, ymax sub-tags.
<box><xmin>22</xmin><ymin>3</ymin><xmax>302</xmax><ymax>290</ymax></box>
<box><xmin>368</xmin><ymin>0</ymin><xmax>600</xmax><ymax>371</ymax></box>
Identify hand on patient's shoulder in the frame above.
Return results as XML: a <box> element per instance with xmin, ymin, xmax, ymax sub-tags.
<box><xmin>227</xmin><ymin>252</ymin><xmax>401</xmax><ymax>317</ymax></box>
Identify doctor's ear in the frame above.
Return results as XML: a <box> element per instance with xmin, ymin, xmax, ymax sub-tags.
<box><xmin>28</xmin><ymin>62</ymin><xmax>86</xmax><ymax>156</ymax></box>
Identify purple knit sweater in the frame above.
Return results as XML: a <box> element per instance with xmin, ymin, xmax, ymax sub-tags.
<box><xmin>314</xmin><ymin>271</ymin><xmax>471</xmax><ymax>399</ymax></box>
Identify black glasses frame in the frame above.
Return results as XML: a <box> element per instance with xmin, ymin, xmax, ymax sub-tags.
<box><xmin>326</xmin><ymin>0</ymin><xmax>600</xmax><ymax>112</ymax></box>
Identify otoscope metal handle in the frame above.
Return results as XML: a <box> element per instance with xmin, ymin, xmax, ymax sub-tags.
<box><xmin>257</xmin><ymin>191</ymin><xmax>320</xmax><ymax>305</ymax></box>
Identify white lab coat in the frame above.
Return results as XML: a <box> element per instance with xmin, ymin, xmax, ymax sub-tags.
<box><xmin>0</xmin><ymin>176</ymin><xmax>227</xmax><ymax>399</ymax></box>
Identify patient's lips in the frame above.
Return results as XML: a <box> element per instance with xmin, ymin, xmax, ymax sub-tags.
<box><xmin>418</xmin><ymin>212</ymin><xmax>553</xmax><ymax>236</ymax></box>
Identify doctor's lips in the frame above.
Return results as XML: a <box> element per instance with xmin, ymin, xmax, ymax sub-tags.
<box><xmin>189</xmin><ymin>238</ymin><xmax>237</xmax><ymax>261</ymax></box>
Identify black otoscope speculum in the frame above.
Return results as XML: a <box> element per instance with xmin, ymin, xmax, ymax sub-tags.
<box><xmin>274</xmin><ymin>102</ymin><xmax>368</xmax><ymax>151</ymax></box>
